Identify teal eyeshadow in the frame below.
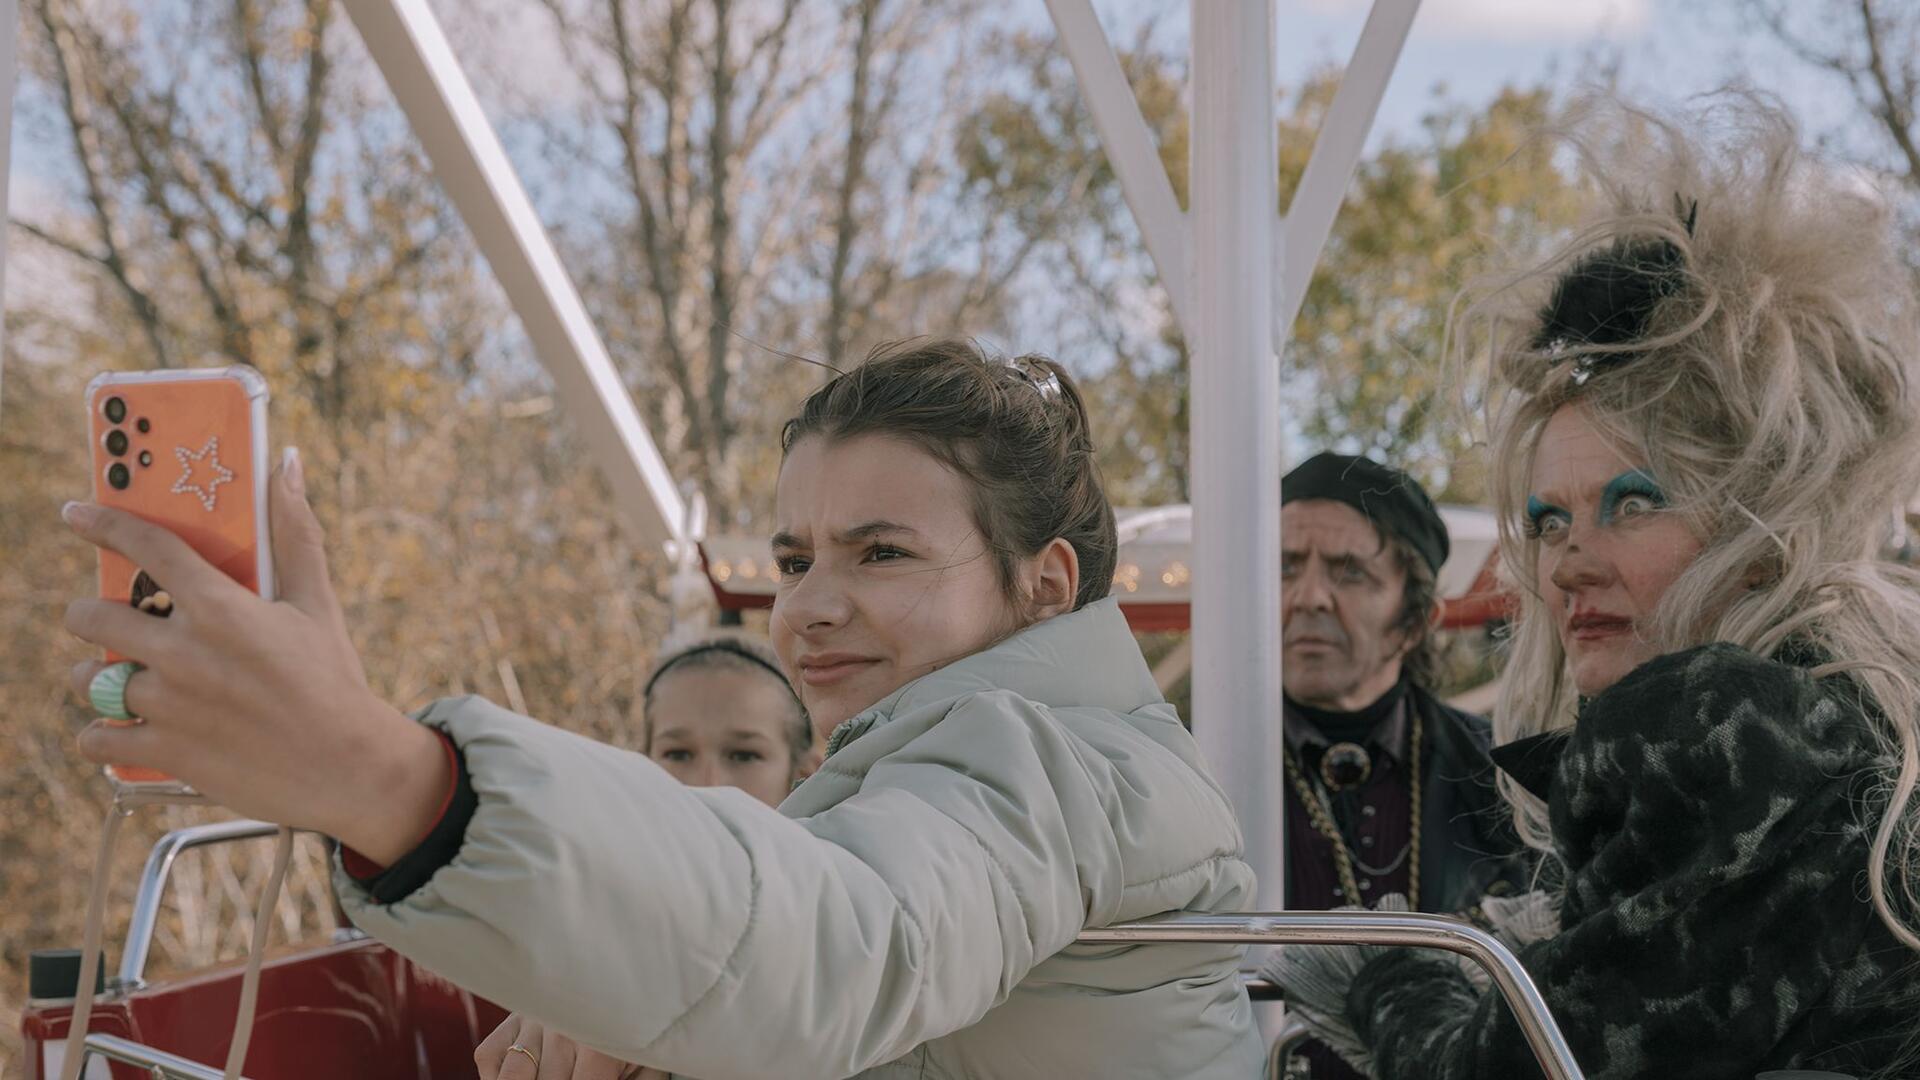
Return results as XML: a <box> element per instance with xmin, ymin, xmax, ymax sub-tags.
<box><xmin>1525</xmin><ymin>495</ymin><xmax>1568</xmax><ymax>529</ymax></box>
<box><xmin>1598</xmin><ymin>469</ymin><xmax>1668</xmax><ymax>525</ymax></box>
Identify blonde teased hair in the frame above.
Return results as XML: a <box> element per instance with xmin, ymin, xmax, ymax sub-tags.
<box><xmin>1459</xmin><ymin>94</ymin><xmax>1920</xmax><ymax>951</ymax></box>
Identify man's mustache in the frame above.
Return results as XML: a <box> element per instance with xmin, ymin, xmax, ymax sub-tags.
<box><xmin>1283</xmin><ymin>615</ymin><xmax>1348</xmax><ymax>648</ymax></box>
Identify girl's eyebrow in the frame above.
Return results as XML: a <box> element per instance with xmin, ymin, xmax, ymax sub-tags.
<box><xmin>838</xmin><ymin>520</ymin><xmax>918</xmax><ymax>543</ymax></box>
<box><xmin>772</xmin><ymin>520</ymin><xmax>920</xmax><ymax>552</ymax></box>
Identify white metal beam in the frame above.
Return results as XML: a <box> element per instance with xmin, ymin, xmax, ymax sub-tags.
<box><xmin>1275</xmin><ymin>0</ymin><xmax>1420</xmax><ymax>340</ymax></box>
<box><xmin>1189</xmin><ymin>0</ymin><xmax>1283</xmax><ymax>924</ymax></box>
<box><xmin>340</xmin><ymin>0</ymin><xmax>686</xmax><ymax>550</ymax></box>
<box><xmin>1043</xmin><ymin>0</ymin><xmax>1192</xmax><ymax>333</ymax></box>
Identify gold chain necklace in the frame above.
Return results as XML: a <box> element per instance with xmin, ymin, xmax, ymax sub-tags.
<box><xmin>1282</xmin><ymin>704</ymin><xmax>1422</xmax><ymax>910</ymax></box>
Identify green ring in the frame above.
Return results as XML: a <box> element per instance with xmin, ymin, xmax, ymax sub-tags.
<box><xmin>89</xmin><ymin>661</ymin><xmax>143</xmax><ymax>721</ymax></box>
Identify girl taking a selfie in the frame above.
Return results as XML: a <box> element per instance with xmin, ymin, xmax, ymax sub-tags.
<box><xmin>61</xmin><ymin>339</ymin><xmax>1263</xmax><ymax>1079</ymax></box>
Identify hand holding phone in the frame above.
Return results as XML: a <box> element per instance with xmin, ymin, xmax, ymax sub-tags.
<box><xmin>86</xmin><ymin>367</ymin><xmax>274</xmax><ymax>787</ymax></box>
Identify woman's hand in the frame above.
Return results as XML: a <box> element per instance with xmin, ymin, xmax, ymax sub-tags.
<box><xmin>62</xmin><ymin>449</ymin><xmax>447</xmax><ymax>864</ymax></box>
<box><xmin>476</xmin><ymin>1013</ymin><xmax>660</xmax><ymax>1080</ymax></box>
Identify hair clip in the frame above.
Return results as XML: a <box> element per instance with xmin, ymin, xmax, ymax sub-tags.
<box><xmin>1012</xmin><ymin>358</ymin><xmax>1064</xmax><ymax>401</ymax></box>
<box><xmin>1541</xmin><ymin>336</ymin><xmax>1603</xmax><ymax>386</ymax></box>
<box><xmin>1675</xmin><ymin>192</ymin><xmax>1698</xmax><ymax>237</ymax></box>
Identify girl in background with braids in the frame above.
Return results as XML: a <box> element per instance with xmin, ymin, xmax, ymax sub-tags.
<box><xmin>1270</xmin><ymin>93</ymin><xmax>1920</xmax><ymax>1079</ymax></box>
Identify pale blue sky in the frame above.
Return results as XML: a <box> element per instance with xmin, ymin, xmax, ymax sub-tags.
<box><xmin>1074</xmin><ymin>1</ymin><xmax>1885</xmax><ymax>170</ymax></box>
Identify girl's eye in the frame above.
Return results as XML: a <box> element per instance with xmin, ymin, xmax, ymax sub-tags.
<box><xmin>774</xmin><ymin>555</ymin><xmax>810</xmax><ymax>577</ymax></box>
<box><xmin>658</xmin><ymin>749</ymin><xmax>692</xmax><ymax>763</ymax></box>
<box><xmin>727</xmin><ymin>750</ymin><xmax>765</xmax><ymax>764</ymax></box>
<box><xmin>865</xmin><ymin>545</ymin><xmax>909</xmax><ymax>563</ymax></box>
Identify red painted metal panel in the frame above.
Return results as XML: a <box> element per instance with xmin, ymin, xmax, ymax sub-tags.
<box><xmin>21</xmin><ymin>939</ymin><xmax>508</xmax><ymax>1080</ymax></box>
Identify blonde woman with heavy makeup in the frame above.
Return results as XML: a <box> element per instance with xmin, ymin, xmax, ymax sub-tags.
<box><xmin>1273</xmin><ymin>95</ymin><xmax>1920</xmax><ymax>1079</ymax></box>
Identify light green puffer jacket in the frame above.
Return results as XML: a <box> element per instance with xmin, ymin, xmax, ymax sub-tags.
<box><xmin>337</xmin><ymin>597</ymin><xmax>1264</xmax><ymax>1079</ymax></box>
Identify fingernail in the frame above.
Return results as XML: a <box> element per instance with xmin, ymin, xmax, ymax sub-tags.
<box><xmin>62</xmin><ymin>501</ymin><xmax>97</xmax><ymax>528</ymax></box>
<box><xmin>282</xmin><ymin>447</ymin><xmax>305</xmax><ymax>496</ymax></box>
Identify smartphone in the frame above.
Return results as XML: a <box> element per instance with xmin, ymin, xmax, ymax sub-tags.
<box><xmin>86</xmin><ymin>367</ymin><xmax>273</xmax><ymax>788</ymax></box>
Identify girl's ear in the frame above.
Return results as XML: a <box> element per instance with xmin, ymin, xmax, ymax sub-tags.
<box><xmin>1026</xmin><ymin>537</ymin><xmax>1080</xmax><ymax>621</ymax></box>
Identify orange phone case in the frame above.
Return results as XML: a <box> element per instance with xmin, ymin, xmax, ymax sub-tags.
<box><xmin>87</xmin><ymin>367</ymin><xmax>273</xmax><ymax>788</ymax></box>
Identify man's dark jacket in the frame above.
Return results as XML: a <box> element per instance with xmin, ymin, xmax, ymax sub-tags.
<box><xmin>1410</xmin><ymin>683</ymin><xmax>1530</xmax><ymax>914</ymax></box>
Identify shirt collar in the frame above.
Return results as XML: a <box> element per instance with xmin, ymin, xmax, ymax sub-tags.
<box><xmin>1283</xmin><ymin>688</ymin><xmax>1413</xmax><ymax>766</ymax></box>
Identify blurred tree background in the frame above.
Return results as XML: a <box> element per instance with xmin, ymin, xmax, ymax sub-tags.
<box><xmin>3</xmin><ymin>0</ymin><xmax>1916</xmax><ymax>1068</ymax></box>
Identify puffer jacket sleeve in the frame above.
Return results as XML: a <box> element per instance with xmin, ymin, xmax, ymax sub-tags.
<box><xmin>334</xmin><ymin>688</ymin><xmax>1178</xmax><ymax>1078</ymax></box>
<box><xmin>1325</xmin><ymin>644</ymin><xmax>1893</xmax><ymax>1080</ymax></box>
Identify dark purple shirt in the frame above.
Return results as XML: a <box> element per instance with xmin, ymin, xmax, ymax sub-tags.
<box><xmin>1282</xmin><ymin>693</ymin><xmax>1416</xmax><ymax>910</ymax></box>
<box><xmin>1282</xmin><ymin>690</ymin><xmax>1417</xmax><ymax>1080</ymax></box>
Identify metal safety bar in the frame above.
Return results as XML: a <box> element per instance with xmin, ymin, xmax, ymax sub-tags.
<box><xmin>82</xmin><ymin>1033</ymin><xmax>237</xmax><ymax>1080</ymax></box>
<box><xmin>1076</xmin><ymin>910</ymin><xmax>1584</xmax><ymax>1080</ymax></box>
<box><xmin>119</xmin><ymin>820</ymin><xmax>287</xmax><ymax>992</ymax></box>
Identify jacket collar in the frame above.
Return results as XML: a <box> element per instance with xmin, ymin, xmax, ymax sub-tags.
<box><xmin>826</xmin><ymin>597</ymin><xmax>1160</xmax><ymax>755</ymax></box>
<box><xmin>1489</xmin><ymin>729</ymin><xmax>1571</xmax><ymax>802</ymax></box>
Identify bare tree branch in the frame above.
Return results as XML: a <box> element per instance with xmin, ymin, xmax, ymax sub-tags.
<box><xmin>823</xmin><ymin>0</ymin><xmax>881</xmax><ymax>369</ymax></box>
<box><xmin>32</xmin><ymin>0</ymin><xmax>172</xmax><ymax>365</ymax></box>
<box><xmin>1857</xmin><ymin>0</ymin><xmax>1920</xmax><ymax>184</ymax></box>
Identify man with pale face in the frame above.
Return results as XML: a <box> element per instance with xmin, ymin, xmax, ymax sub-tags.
<box><xmin>1277</xmin><ymin>452</ymin><xmax>1525</xmax><ymax>1079</ymax></box>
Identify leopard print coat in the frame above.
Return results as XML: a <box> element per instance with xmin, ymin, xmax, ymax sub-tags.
<box><xmin>1333</xmin><ymin>644</ymin><xmax>1920</xmax><ymax>1079</ymax></box>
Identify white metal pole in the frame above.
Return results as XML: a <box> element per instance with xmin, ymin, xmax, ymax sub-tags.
<box><xmin>1275</xmin><ymin>0</ymin><xmax>1419</xmax><ymax>338</ymax></box>
<box><xmin>341</xmin><ymin>0</ymin><xmax>686</xmax><ymax>551</ymax></box>
<box><xmin>1042</xmin><ymin>0</ymin><xmax>1192</xmax><ymax>331</ymax></box>
<box><xmin>1190</xmin><ymin>0</ymin><xmax>1283</xmax><ymax>934</ymax></box>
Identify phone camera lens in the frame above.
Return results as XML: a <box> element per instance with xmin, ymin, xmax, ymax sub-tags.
<box><xmin>106</xmin><ymin>463</ymin><xmax>131</xmax><ymax>490</ymax></box>
<box><xmin>138</xmin><ymin>450</ymin><xmax>153</xmax><ymax>468</ymax></box>
<box><xmin>104</xmin><ymin>429</ymin><xmax>129</xmax><ymax>456</ymax></box>
<box><xmin>103</xmin><ymin>396</ymin><xmax>127</xmax><ymax>424</ymax></box>
<box><xmin>136</xmin><ymin>418</ymin><xmax>151</xmax><ymax>434</ymax></box>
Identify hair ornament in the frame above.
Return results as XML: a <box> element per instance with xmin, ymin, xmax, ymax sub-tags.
<box><xmin>1675</xmin><ymin>192</ymin><xmax>1699</xmax><ymax>238</ymax></box>
<box><xmin>1012</xmin><ymin>356</ymin><xmax>1064</xmax><ymax>401</ymax></box>
<box><xmin>1534</xmin><ymin>195</ymin><xmax>1696</xmax><ymax>387</ymax></box>
<box><xmin>643</xmin><ymin>637</ymin><xmax>799</xmax><ymax>707</ymax></box>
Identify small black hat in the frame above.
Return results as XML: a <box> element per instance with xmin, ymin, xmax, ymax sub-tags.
<box><xmin>1281</xmin><ymin>452</ymin><xmax>1450</xmax><ymax>574</ymax></box>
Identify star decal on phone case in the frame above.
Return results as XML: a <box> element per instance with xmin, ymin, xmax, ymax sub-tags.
<box><xmin>171</xmin><ymin>435</ymin><xmax>234</xmax><ymax>511</ymax></box>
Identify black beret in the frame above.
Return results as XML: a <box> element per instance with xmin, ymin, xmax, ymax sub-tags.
<box><xmin>1281</xmin><ymin>451</ymin><xmax>1449</xmax><ymax>575</ymax></box>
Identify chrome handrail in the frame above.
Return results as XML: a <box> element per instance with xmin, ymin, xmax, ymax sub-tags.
<box><xmin>120</xmin><ymin>820</ymin><xmax>286</xmax><ymax>991</ymax></box>
<box><xmin>1266</xmin><ymin>1017</ymin><xmax>1313</xmax><ymax>1080</ymax></box>
<box><xmin>82</xmin><ymin>1032</ymin><xmax>239</xmax><ymax>1079</ymax></box>
<box><xmin>1076</xmin><ymin>910</ymin><xmax>1583</xmax><ymax>1080</ymax></box>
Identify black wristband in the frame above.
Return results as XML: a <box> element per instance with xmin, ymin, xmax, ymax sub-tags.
<box><xmin>353</xmin><ymin>734</ymin><xmax>478</xmax><ymax>905</ymax></box>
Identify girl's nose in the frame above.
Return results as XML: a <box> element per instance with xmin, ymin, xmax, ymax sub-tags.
<box><xmin>690</xmin><ymin>758</ymin><xmax>724</xmax><ymax>788</ymax></box>
<box><xmin>776</xmin><ymin>563</ymin><xmax>853</xmax><ymax>633</ymax></box>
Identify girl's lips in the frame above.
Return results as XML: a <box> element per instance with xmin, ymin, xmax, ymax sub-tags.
<box><xmin>799</xmin><ymin>659</ymin><xmax>881</xmax><ymax>687</ymax></box>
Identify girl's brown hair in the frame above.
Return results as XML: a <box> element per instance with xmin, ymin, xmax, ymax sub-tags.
<box><xmin>781</xmin><ymin>338</ymin><xmax>1117</xmax><ymax>616</ymax></box>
